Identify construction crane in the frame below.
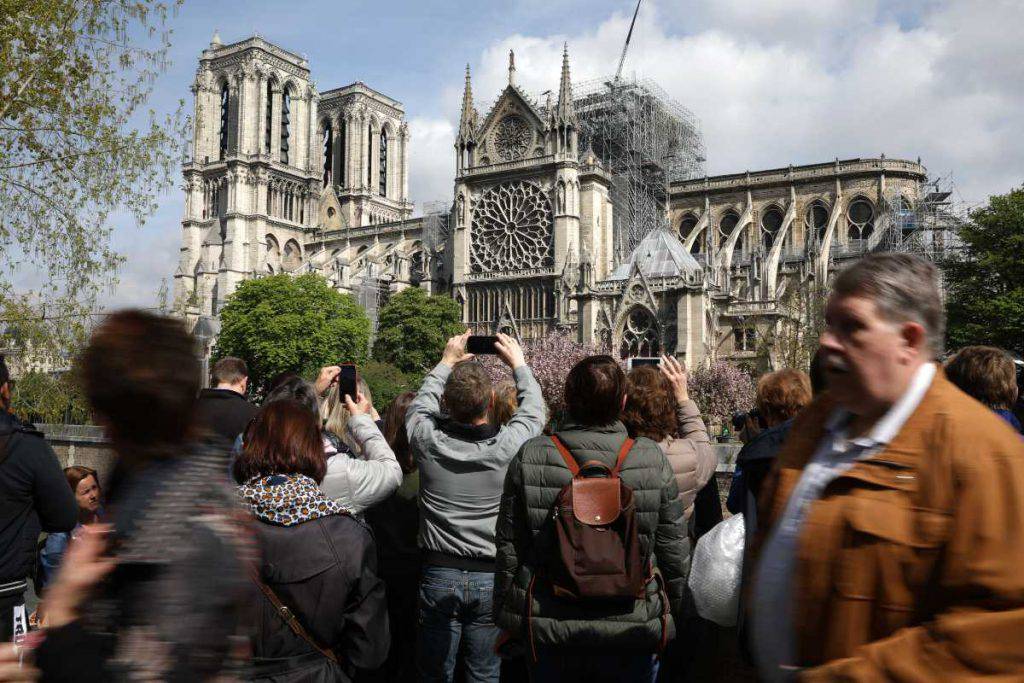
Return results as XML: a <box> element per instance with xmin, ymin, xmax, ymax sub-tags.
<box><xmin>614</xmin><ymin>0</ymin><xmax>643</xmax><ymax>83</ymax></box>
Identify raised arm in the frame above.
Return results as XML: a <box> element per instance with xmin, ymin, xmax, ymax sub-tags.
<box><xmin>406</xmin><ymin>330</ymin><xmax>473</xmax><ymax>444</ymax></box>
<box><xmin>662</xmin><ymin>355</ymin><xmax>717</xmax><ymax>489</ymax></box>
<box><xmin>494</xmin><ymin>334</ymin><xmax>545</xmax><ymax>455</ymax></box>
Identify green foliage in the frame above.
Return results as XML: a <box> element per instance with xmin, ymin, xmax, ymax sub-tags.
<box><xmin>214</xmin><ymin>274</ymin><xmax>371</xmax><ymax>395</ymax></box>
<box><xmin>360</xmin><ymin>360</ymin><xmax>422</xmax><ymax>414</ymax></box>
<box><xmin>943</xmin><ymin>186</ymin><xmax>1024</xmax><ymax>356</ymax></box>
<box><xmin>10</xmin><ymin>370</ymin><xmax>91</xmax><ymax>425</ymax></box>
<box><xmin>373</xmin><ymin>287</ymin><xmax>464</xmax><ymax>373</ymax></box>
<box><xmin>0</xmin><ymin>0</ymin><xmax>185</xmax><ymax>316</ymax></box>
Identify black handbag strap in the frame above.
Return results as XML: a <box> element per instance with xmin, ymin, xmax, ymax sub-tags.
<box><xmin>250</xmin><ymin>572</ymin><xmax>339</xmax><ymax>665</ymax></box>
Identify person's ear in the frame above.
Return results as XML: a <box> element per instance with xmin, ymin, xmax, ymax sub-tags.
<box><xmin>901</xmin><ymin>321</ymin><xmax>927</xmax><ymax>359</ymax></box>
<box><xmin>241</xmin><ymin>377</ymin><xmax>249</xmax><ymax>393</ymax></box>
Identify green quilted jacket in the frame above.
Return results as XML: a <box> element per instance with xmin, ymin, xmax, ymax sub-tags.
<box><xmin>493</xmin><ymin>420</ymin><xmax>690</xmax><ymax>651</ymax></box>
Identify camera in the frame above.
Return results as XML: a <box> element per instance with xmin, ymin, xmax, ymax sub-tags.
<box><xmin>731</xmin><ymin>408</ymin><xmax>764</xmax><ymax>432</ymax></box>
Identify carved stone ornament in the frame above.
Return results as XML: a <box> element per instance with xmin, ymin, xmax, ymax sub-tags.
<box><xmin>470</xmin><ymin>181</ymin><xmax>553</xmax><ymax>274</ymax></box>
<box><xmin>492</xmin><ymin>115</ymin><xmax>531</xmax><ymax>161</ymax></box>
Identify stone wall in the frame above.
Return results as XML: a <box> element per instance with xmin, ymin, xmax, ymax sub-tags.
<box><xmin>37</xmin><ymin>424</ymin><xmax>116</xmax><ymax>486</ymax></box>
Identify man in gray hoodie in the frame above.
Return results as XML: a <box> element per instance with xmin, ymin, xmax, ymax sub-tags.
<box><xmin>407</xmin><ymin>330</ymin><xmax>545</xmax><ymax>683</ymax></box>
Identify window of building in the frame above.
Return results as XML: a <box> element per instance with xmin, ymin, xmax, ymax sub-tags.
<box><xmin>719</xmin><ymin>211</ymin><xmax>740</xmax><ymax>249</ymax></box>
<box><xmin>219</xmin><ymin>83</ymin><xmax>229</xmax><ymax>159</ymax></box>
<box><xmin>280</xmin><ymin>86</ymin><xmax>291</xmax><ymax>165</ymax></box>
<box><xmin>264</xmin><ymin>82</ymin><xmax>273</xmax><ymax>153</ymax></box>
<box><xmin>761</xmin><ymin>206</ymin><xmax>784</xmax><ymax>251</ymax></box>
<box><xmin>379</xmin><ymin>129</ymin><xmax>388</xmax><ymax>196</ymax></box>
<box><xmin>322</xmin><ymin>123</ymin><xmax>333</xmax><ymax>187</ymax></box>
<box><xmin>679</xmin><ymin>214</ymin><xmax>699</xmax><ymax>253</ymax></box>
<box><xmin>733</xmin><ymin>327</ymin><xmax>756</xmax><ymax>352</ymax></box>
<box><xmin>338</xmin><ymin>120</ymin><xmax>346</xmax><ymax>187</ymax></box>
<box><xmin>806</xmin><ymin>202</ymin><xmax>830</xmax><ymax>244</ymax></box>
<box><xmin>847</xmin><ymin>198</ymin><xmax>875</xmax><ymax>242</ymax></box>
<box><xmin>367</xmin><ymin>124</ymin><xmax>373</xmax><ymax>186</ymax></box>
<box><xmin>619</xmin><ymin>307</ymin><xmax>660</xmax><ymax>359</ymax></box>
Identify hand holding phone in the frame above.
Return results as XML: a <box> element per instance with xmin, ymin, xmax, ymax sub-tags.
<box><xmin>467</xmin><ymin>335</ymin><xmax>499</xmax><ymax>355</ymax></box>
<box><xmin>338</xmin><ymin>364</ymin><xmax>358</xmax><ymax>401</ymax></box>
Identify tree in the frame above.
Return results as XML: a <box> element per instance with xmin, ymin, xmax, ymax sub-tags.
<box><xmin>480</xmin><ymin>330</ymin><xmax>599</xmax><ymax>421</ymax></box>
<box><xmin>214</xmin><ymin>274</ymin><xmax>371</xmax><ymax>395</ymax></box>
<box><xmin>689</xmin><ymin>361</ymin><xmax>755</xmax><ymax>434</ymax></box>
<box><xmin>360</xmin><ymin>360</ymin><xmax>422</xmax><ymax>414</ymax></box>
<box><xmin>9</xmin><ymin>370</ymin><xmax>91</xmax><ymax>425</ymax></box>
<box><xmin>0</xmin><ymin>0</ymin><xmax>185</xmax><ymax>311</ymax></box>
<box><xmin>373</xmin><ymin>287</ymin><xmax>464</xmax><ymax>374</ymax></box>
<box><xmin>943</xmin><ymin>185</ymin><xmax>1024</xmax><ymax>357</ymax></box>
<box><xmin>756</xmin><ymin>276</ymin><xmax>828</xmax><ymax>372</ymax></box>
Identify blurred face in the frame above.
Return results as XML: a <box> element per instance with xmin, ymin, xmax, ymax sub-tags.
<box><xmin>75</xmin><ymin>475</ymin><xmax>101</xmax><ymax>516</ymax></box>
<box><xmin>818</xmin><ymin>294</ymin><xmax>926</xmax><ymax>415</ymax></box>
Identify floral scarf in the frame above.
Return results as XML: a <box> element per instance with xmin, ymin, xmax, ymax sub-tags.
<box><xmin>239</xmin><ymin>473</ymin><xmax>345</xmax><ymax>526</ymax></box>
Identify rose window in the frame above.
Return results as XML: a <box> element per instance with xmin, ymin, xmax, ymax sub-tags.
<box><xmin>493</xmin><ymin>115</ymin><xmax>531</xmax><ymax>161</ymax></box>
<box><xmin>470</xmin><ymin>181</ymin><xmax>553</xmax><ymax>273</ymax></box>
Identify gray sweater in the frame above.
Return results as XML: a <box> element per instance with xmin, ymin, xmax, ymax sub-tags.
<box><xmin>407</xmin><ymin>362</ymin><xmax>545</xmax><ymax>564</ymax></box>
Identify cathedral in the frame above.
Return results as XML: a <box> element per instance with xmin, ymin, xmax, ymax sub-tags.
<box><xmin>176</xmin><ymin>32</ymin><xmax>949</xmax><ymax>370</ymax></box>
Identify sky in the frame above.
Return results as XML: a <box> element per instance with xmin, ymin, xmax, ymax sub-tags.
<box><xmin>96</xmin><ymin>0</ymin><xmax>1024</xmax><ymax>309</ymax></box>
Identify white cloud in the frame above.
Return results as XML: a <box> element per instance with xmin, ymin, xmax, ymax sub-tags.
<box><xmin>442</xmin><ymin>0</ymin><xmax>1023</xmax><ymax>205</ymax></box>
<box><xmin>407</xmin><ymin>117</ymin><xmax>457</xmax><ymax>210</ymax></box>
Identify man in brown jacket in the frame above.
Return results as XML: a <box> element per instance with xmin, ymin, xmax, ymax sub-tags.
<box><xmin>750</xmin><ymin>252</ymin><xmax>1024</xmax><ymax>680</ymax></box>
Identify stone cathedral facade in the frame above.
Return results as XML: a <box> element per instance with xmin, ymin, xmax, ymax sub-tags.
<box><xmin>176</xmin><ymin>33</ymin><xmax>931</xmax><ymax>370</ymax></box>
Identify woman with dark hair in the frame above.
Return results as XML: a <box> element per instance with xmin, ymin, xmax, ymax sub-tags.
<box><xmin>36</xmin><ymin>466</ymin><xmax>102</xmax><ymax>591</ymax></box>
<box><xmin>27</xmin><ymin>310</ymin><xmax>252</xmax><ymax>682</ymax></box>
<box><xmin>236</xmin><ymin>397</ymin><xmax>389</xmax><ymax>682</ymax></box>
<box><xmin>621</xmin><ymin>356</ymin><xmax>716</xmax><ymax>519</ymax></box>
<box><xmin>365</xmin><ymin>391</ymin><xmax>419</xmax><ymax>682</ymax></box>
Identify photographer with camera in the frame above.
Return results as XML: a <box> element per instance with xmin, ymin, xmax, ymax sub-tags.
<box><xmin>407</xmin><ymin>330</ymin><xmax>544</xmax><ymax>682</ymax></box>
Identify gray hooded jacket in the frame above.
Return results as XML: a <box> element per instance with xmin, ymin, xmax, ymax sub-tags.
<box><xmin>407</xmin><ymin>362</ymin><xmax>545</xmax><ymax>564</ymax></box>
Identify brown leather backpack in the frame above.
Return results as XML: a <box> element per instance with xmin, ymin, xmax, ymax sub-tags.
<box><xmin>544</xmin><ymin>434</ymin><xmax>645</xmax><ymax>600</ymax></box>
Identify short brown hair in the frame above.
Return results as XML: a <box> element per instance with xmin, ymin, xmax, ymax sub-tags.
<box><xmin>381</xmin><ymin>391</ymin><xmax>416</xmax><ymax>474</ymax></box>
<box><xmin>64</xmin><ymin>466</ymin><xmax>99</xmax><ymax>495</ymax></box>
<box><xmin>565</xmin><ymin>355</ymin><xmax>625</xmax><ymax>426</ymax></box>
<box><xmin>831</xmin><ymin>253</ymin><xmax>944</xmax><ymax>358</ymax></box>
<box><xmin>79</xmin><ymin>310</ymin><xmax>199</xmax><ymax>461</ymax></box>
<box><xmin>945</xmin><ymin>346</ymin><xmax>1018</xmax><ymax>410</ymax></box>
<box><xmin>443</xmin><ymin>362</ymin><xmax>493</xmax><ymax>423</ymax></box>
<box><xmin>490</xmin><ymin>379</ymin><xmax>518</xmax><ymax>427</ymax></box>
<box><xmin>212</xmin><ymin>357</ymin><xmax>248</xmax><ymax>386</ymax></box>
<box><xmin>234</xmin><ymin>400</ymin><xmax>325</xmax><ymax>483</ymax></box>
<box><xmin>756</xmin><ymin>369</ymin><xmax>812</xmax><ymax>425</ymax></box>
<box><xmin>622</xmin><ymin>366</ymin><xmax>677</xmax><ymax>441</ymax></box>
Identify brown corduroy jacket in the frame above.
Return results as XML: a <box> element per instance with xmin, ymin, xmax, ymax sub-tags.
<box><xmin>751</xmin><ymin>368</ymin><xmax>1024</xmax><ymax>680</ymax></box>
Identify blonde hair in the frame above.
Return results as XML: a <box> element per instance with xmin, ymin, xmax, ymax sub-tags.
<box><xmin>321</xmin><ymin>376</ymin><xmax>372</xmax><ymax>454</ymax></box>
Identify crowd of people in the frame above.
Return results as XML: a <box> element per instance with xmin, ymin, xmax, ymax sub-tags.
<box><xmin>1</xmin><ymin>251</ymin><xmax>1023</xmax><ymax>682</ymax></box>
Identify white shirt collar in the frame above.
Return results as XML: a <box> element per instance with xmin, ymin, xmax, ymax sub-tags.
<box><xmin>826</xmin><ymin>362</ymin><xmax>937</xmax><ymax>447</ymax></box>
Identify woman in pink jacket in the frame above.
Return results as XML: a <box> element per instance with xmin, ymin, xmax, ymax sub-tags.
<box><xmin>621</xmin><ymin>357</ymin><xmax>717</xmax><ymax>520</ymax></box>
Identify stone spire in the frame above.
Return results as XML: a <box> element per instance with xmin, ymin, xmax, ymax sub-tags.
<box><xmin>557</xmin><ymin>43</ymin><xmax>576</xmax><ymax>122</ymax></box>
<box><xmin>458</xmin><ymin>64</ymin><xmax>477</xmax><ymax>140</ymax></box>
<box><xmin>211</xmin><ymin>29</ymin><xmax>222</xmax><ymax>47</ymax></box>
<box><xmin>508</xmin><ymin>49</ymin><xmax>516</xmax><ymax>87</ymax></box>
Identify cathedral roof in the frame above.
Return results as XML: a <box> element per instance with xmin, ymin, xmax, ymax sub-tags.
<box><xmin>608</xmin><ymin>228</ymin><xmax>702</xmax><ymax>280</ymax></box>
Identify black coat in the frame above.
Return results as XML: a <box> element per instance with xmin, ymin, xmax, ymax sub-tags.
<box><xmin>0</xmin><ymin>411</ymin><xmax>77</xmax><ymax>590</ymax></box>
<box><xmin>250</xmin><ymin>514</ymin><xmax>390</xmax><ymax>682</ymax></box>
<box><xmin>195</xmin><ymin>388</ymin><xmax>257</xmax><ymax>445</ymax></box>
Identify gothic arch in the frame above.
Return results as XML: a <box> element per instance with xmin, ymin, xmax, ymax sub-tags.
<box><xmin>282</xmin><ymin>238</ymin><xmax>302</xmax><ymax>271</ymax></box>
<box><xmin>846</xmin><ymin>195</ymin><xmax>876</xmax><ymax>242</ymax></box>
<box><xmin>617</xmin><ymin>305</ymin><xmax>661</xmax><ymax>359</ymax></box>
<box><xmin>804</xmin><ymin>199</ymin><xmax>831</xmax><ymax>247</ymax></box>
<box><xmin>678</xmin><ymin>212</ymin><xmax>701</xmax><ymax>254</ymax></box>
<box><xmin>759</xmin><ymin>203</ymin><xmax>786</xmax><ymax>251</ymax></box>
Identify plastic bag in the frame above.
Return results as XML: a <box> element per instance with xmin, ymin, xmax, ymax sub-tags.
<box><xmin>688</xmin><ymin>513</ymin><xmax>745</xmax><ymax>626</ymax></box>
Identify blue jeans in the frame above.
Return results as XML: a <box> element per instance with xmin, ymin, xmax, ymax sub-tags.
<box><xmin>416</xmin><ymin>565</ymin><xmax>500</xmax><ymax>683</ymax></box>
<box><xmin>530</xmin><ymin>647</ymin><xmax>660</xmax><ymax>683</ymax></box>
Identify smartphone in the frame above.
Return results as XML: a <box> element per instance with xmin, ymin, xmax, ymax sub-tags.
<box><xmin>467</xmin><ymin>335</ymin><xmax>499</xmax><ymax>355</ymax></box>
<box><xmin>338</xmin><ymin>363</ymin><xmax>358</xmax><ymax>400</ymax></box>
<box><xmin>628</xmin><ymin>357</ymin><xmax>661</xmax><ymax>371</ymax></box>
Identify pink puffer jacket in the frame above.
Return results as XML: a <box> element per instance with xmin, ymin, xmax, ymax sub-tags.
<box><xmin>657</xmin><ymin>400</ymin><xmax>717</xmax><ymax>520</ymax></box>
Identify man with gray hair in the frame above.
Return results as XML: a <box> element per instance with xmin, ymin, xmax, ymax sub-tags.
<box><xmin>749</xmin><ymin>252</ymin><xmax>1024</xmax><ymax>680</ymax></box>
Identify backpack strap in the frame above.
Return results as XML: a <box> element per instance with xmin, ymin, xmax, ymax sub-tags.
<box><xmin>611</xmin><ymin>438</ymin><xmax>636</xmax><ymax>476</ymax></box>
<box><xmin>549</xmin><ymin>435</ymin><xmax>580</xmax><ymax>476</ymax></box>
<box><xmin>250</xmin><ymin>570</ymin><xmax>340</xmax><ymax>665</ymax></box>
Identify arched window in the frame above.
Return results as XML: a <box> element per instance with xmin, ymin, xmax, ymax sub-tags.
<box><xmin>619</xmin><ymin>307</ymin><xmax>660</xmax><ymax>359</ymax></box>
<box><xmin>322</xmin><ymin>123</ymin><xmax>333</xmax><ymax>187</ymax></box>
<box><xmin>410</xmin><ymin>250</ymin><xmax>425</xmax><ymax>283</ymax></box>
<box><xmin>806</xmin><ymin>202</ymin><xmax>830</xmax><ymax>244</ymax></box>
<box><xmin>679</xmin><ymin>214</ymin><xmax>700</xmax><ymax>254</ymax></box>
<box><xmin>379</xmin><ymin>129</ymin><xmax>388</xmax><ymax>196</ymax></box>
<box><xmin>283</xmin><ymin>239</ymin><xmax>301</xmax><ymax>271</ymax></box>
<box><xmin>367</xmin><ymin>124</ymin><xmax>373</xmax><ymax>187</ymax></box>
<box><xmin>847</xmin><ymin>198</ymin><xmax>875</xmax><ymax>242</ymax></box>
<box><xmin>265</xmin><ymin>234</ymin><xmax>281</xmax><ymax>272</ymax></box>
<box><xmin>280</xmin><ymin>86</ymin><xmax>292</xmax><ymax>165</ymax></box>
<box><xmin>219</xmin><ymin>83</ymin><xmax>230</xmax><ymax>159</ymax></box>
<box><xmin>761</xmin><ymin>206</ymin><xmax>784</xmax><ymax>251</ymax></box>
<box><xmin>719</xmin><ymin>211</ymin><xmax>740</xmax><ymax>251</ymax></box>
<box><xmin>264</xmin><ymin>81</ymin><xmax>273</xmax><ymax>153</ymax></box>
<box><xmin>338</xmin><ymin>119</ymin><xmax>347</xmax><ymax>187</ymax></box>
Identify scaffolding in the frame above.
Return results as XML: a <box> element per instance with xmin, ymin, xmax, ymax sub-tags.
<box><xmin>574</xmin><ymin>75</ymin><xmax>706</xmax><ymax>261</ymax></box>
<box><xmin>877</xmin><ymin>174</ymin><xmax>967</xmax><ymax>263</ymax></box>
